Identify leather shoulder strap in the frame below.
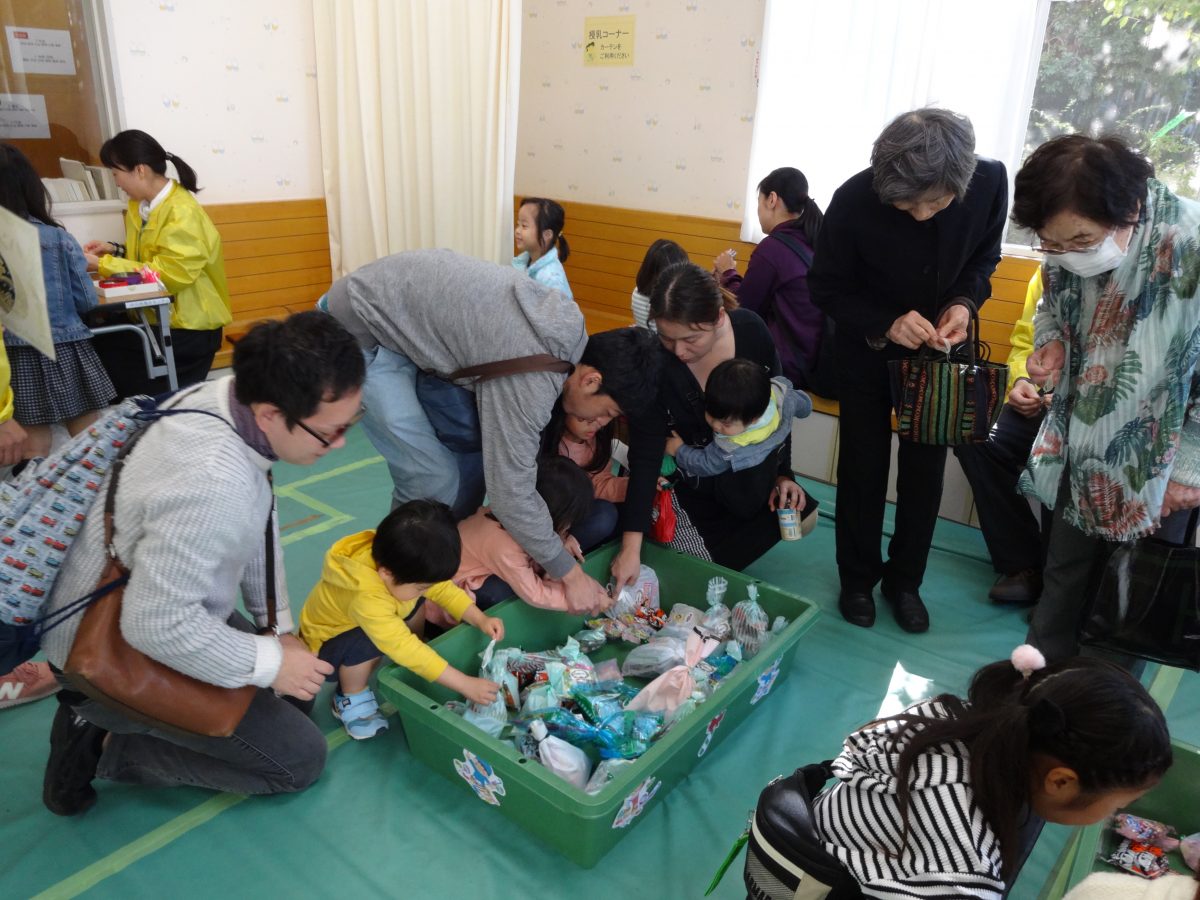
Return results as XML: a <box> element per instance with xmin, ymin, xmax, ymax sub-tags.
<box><xmin>448</xmin><ymin>353</ymin><xmax>573</xmax><ymax>384</ymax></box>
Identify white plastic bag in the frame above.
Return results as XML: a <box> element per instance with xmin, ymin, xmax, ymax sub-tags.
<box><xmin>465</xmin><ymin>639</ymin><xmax>508</xmax><ymax>736</ymax></box>
<box><xmin>530</xmin><ymin>718</ymin><xmax>592</xmax><ymax>790</ymax></box>
<box><xmin>607</xmin><ymin>564</ymin><xmax>661</xmax><ymax>618</ymax></box>
<box><xmin>621</xmin><ymin>636</ymin><xmax>687</xmax><ymax>678</ymax></box>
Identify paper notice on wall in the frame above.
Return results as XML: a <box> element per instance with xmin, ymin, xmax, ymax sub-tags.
<box><xmin>584</xmin><ymin>15</ymin><xmax>635</xmax><ymax>67</ymax></box>
<box><xmin>6</xmin><ymin>27</ymin><xmax>76</xmax><ymax>76</ymax></box>
<box><xmin>0</xmin><ymin>205</ymin><xmax>54</xmax><ymax>360</ymax></box>
<box><xmin>0</xmin><ymin>94</ymin><xmax>50</xmax><ymax>140</ymax></box>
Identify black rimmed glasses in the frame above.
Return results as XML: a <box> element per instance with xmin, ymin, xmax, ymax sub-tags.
<box><xmin>294</xmin><ymin>407</ymin><xmax>366</xmax><ymax>447</ymax></box>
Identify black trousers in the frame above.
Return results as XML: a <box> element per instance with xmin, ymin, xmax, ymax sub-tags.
<box><xmin>91</xmin><ymin>325</ymin><xmax>223</xmax><ymax>399</ymax></box>
<box><xmin>953</xmin><ymin>403</ymin><xmax>1046</xmax><ymax>575</ymax></box>
<box><xmin>834</xmin><ymin>345</ymin><xmax>946</xmax><ymax>593</ymax></box>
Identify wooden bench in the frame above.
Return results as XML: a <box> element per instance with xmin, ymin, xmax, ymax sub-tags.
<box><xmin>206</xmin><ymin>198</ymin><xmax>332</xmax><ymax>369</ymax></box>
<box><xmin>548</xmin><ymin>198</ymin><xmax>1041</xmax><ymax>413</ymax></box>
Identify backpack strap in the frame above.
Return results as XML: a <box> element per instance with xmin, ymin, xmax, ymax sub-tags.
<box><xmin>769</xmin><ymin>230</ymin><xmax>814</xmax><ymax>269</ymax></box>
<box><xmin>448</xmin><ymin>354</ymin><xmax>573</xmax><ymax>385</ymax></box>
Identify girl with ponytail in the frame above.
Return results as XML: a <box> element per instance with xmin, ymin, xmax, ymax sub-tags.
<box><xmin>813</xmin><ymin>647</ymin><xmax>1173</xmax><ymax>897</ymax></box>
<box><xmin>513</xmin><ymin>197</ymin><xmax>573</xmax><ymax>299</ymax></box>
<box><xmin>714</xmin><ymin>167</ymin><xmax>827</xmax><ymax>392</ymax></box>
<box><xmin>83</xmin><ymin>129</ymin><xmax>232</xmax><ymax>395</ymax></box>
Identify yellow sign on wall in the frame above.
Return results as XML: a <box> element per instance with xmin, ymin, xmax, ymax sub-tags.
<box><xmin>584</xmin><ymin>16</ymin><xmax>634</xmax><ymax>67</ymax></box>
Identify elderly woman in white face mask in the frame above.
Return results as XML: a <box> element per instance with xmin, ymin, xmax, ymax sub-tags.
<box><xmin>1014</xmin><ymin>134</ymin><xmax>1200</xmax><ymax>664</ymax></box>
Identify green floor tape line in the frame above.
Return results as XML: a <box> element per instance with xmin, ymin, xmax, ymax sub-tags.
<box><xmin>30</xmin><ymin>718</ymin><xmax>369</xmax><ymax>900</ymax></box>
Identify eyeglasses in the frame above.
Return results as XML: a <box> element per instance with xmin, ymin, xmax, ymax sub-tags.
<box><xmin>294</xmin><ymin>407</ymin><xmax>366</xmax><ymax>447</ymax></box>
<box><xmin>1030</xmin><ymin>228</ymin><xmax>1114</xmax><ymax>256</ymax></box>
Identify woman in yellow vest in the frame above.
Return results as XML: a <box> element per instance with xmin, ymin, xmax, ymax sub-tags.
<box><xmin>83</xmin><ymin>130</ymin><xmax>231</xmax><ymax>396</ymax></box>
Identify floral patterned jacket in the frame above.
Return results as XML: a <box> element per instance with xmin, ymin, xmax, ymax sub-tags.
<box><xmin>1022</xmin><ymin>179</ymin><xmax>1200</xmax><ymax>539</ymax></box>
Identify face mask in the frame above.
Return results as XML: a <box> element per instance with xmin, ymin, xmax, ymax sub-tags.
<box><xmin>1054</xmin><ymin>230</ymin><xmax>1129</xmax><ymax>278</ymax></box>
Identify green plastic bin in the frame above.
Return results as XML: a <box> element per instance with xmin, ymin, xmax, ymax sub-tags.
<box><xmin>376</xmin><ymin>541</ymin><xmax>819</xmax><ymax>868</ymax></box>
<box><xmin>1043</xmin><ymin>737</ymin><xmax>1200</xmax><ymax>896</ymax></box>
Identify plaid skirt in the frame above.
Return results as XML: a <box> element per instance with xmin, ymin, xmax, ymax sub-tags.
<box><xmin>8</xmin><ymin>339</ymin><xmax>116</xmax><ymax>425</ymax></box>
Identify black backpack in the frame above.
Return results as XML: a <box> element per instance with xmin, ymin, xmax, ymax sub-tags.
<box><xmin>708</xmin><ymin>761</ymin><xmax>862</xmax><ymax>899</ymax></box>
<box><xmin>769</xmin><ymin>231</ymin><xmax>839</xmax><ymax>401</ymax></box>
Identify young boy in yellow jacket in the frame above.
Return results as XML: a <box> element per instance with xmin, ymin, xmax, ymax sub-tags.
<box><xmin>300</xmin><ymin>500</ymin><xmax>505</xmax><ymax>740</ymax></box>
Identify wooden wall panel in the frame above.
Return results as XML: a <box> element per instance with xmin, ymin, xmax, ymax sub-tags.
<box><xmin>207</xmin><ymin>197</ymin><xmax>331</xmax><ymax>368</ymax></box>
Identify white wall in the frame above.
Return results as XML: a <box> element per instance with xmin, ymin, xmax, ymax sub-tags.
<box><xmin>515</xmin><ymin>0</ymin><xmax>765</xmax><ymax>219</ymax></box>
<box><xmin>103</xmin><ymin>0</ymin><xmax>323</xmax><ymax>203</ymax></box>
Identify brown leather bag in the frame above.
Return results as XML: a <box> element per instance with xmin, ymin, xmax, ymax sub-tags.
<box><xmin>63</xmin><ymin>426</ymin><xmax>278</xmax><ymax>738</ymax></box>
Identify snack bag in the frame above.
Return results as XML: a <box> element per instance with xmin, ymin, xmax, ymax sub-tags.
<box><xmin>627</xmin><ymin>631</ymin><xmax>720</xmax><ymax>716</ymax></box>
<box><xmin>731</xmin><ymin>584</ymin><xmax>769</xmax><ymax>658</ymax></box>
<box><xmin>700</xmin><ymin>576</ymin><xmax>731</xmax><ymax>639</ymax></box>
<box><xmin>584</xmin><ymin>758</ymin><xmax>635</xmax><ymax>795</ymax></box>
<box><xmin>573</xmin><ymin>628</ymin><xmax>607</xmax><ymax>653</ymax></box>
<box><xmin>1181</xmin><ymin>833</ymin><xmax>1200</xmax><ymax>872</ymax></box>
<box><xmin>621</xmin><ymin>635</ymin><xmax>688</xmax><ymax>678</ymax></box>
<box><xmin>606</xmin><ymin>564</ymin><xmax>661</xmax><ymax>619</ymax></box>
<box><xmin>465</xmin><ymin>640</ymin><xmax>510</xmax><ymax>735</ymax></box>
<box><xmin>530</xmin><ymin>719</ymin><xmax>592</xmax><ymax>790</ymax></box>
<box><xmin>571</xmin><ymin>681</ymin><xmax>639</xmax><ymax>725</ymax></box>
<box><xmin>1106</xmin><ymin>839</ymin><xmax>1171</xmax><ymax>879</ymax></box>
<box><xmin>1113</xmin><ymin>813</ymin><xmax>1180</xmax><ymax>851</ymax></box>
<box><xmin>594</xmin><ymin>658</ymin><xmax>622</xmax><ymax>683</ymax></box>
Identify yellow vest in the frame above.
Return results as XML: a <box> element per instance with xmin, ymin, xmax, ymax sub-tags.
<box><xmin>98</xmin><ymin>181</ymin><xmax>232</xmax><ymax>331</ymax></box>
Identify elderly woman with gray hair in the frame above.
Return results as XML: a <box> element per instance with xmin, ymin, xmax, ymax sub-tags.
<box><xmin>809</xmin><ymin>107</ymin><xmax>1008</xmax><ymax>633</ymax></box>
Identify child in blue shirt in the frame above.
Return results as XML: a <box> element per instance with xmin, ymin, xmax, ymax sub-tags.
<box><xmin>513</xmin><ymin>197</ymin><xmax>572</xmax><ymax>298</ymax></box>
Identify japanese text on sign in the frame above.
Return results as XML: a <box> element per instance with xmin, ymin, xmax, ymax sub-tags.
<box><xmin>584</xmin><ymin>15</ymin><xmax>634</xmax><ymax>67</ymax></box>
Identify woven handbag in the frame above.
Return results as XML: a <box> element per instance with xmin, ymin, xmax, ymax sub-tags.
<box><xmin>886</xmin><ymin>300</ymin><xmax>1007</xmax><ymax>446</ymax></box>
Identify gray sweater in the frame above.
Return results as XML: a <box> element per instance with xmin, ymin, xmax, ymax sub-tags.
<box><xmin>326</xmin><ymin>249</ymin><xmax>587</xmax><ymax>578</ymax></box>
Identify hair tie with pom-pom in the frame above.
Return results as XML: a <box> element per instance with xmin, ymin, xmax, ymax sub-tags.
<box><xmin>1011</xmin><ymin>644</ymin><xmax>1046</xmax><ymax>679</ymax></box>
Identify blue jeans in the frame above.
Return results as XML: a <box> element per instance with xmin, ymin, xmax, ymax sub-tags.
<box><xmin>359</xmin><ymin>347</ymin><xmax>485</xmax><ymax>519</ymax></box>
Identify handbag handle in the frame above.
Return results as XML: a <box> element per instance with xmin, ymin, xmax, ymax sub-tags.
<box><xmin>914</xmin><ymin>298</ymin><xmax>983</xmax><ymax>368</ymax></box>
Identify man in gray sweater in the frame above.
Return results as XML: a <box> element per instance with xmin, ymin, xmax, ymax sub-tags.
<box><xmin>323</xmin><ymin>249</ymin><xmax>661</xmax><ymax>614</ymax></box>
<box><xmin>41</xmin><ymin>313</ymin><xmax>365</xmax><ymax>815</ymax></box>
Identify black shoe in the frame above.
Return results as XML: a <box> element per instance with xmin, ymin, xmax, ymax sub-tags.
<box><xmin>43</xmin><ymin>701</ymin><xmax>107</xmax><ymax>816</ymax></box>
<box><xmin>838</xmin><ymin>590</ymin><xmax>876</xmax><ymax>628</ymax></box>
<box><xmin>988</xmin><ymin>569</ymin><xmax>1043</xmax><ymax>606</ymax></box>
<box><xmin>882</xmin><ymin>585</ymin><xmax>930</xmax><ymax>633</ymax></box>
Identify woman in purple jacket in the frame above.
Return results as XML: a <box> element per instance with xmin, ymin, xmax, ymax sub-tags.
<box><xmin>714</xmin><ymin>167</ymin><xmax>826</xmax><ymax>393</ymax></box>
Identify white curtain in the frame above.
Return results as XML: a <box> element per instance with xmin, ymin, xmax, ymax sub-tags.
<box><xmin>312</xmin><ymin>0</ymin><xmax>521</xmax><ymax>275</ymax></box>
<box><xmin>742</xmin><ymin>0</ymin><xmax>1051</xmax><ymax>241</ymax></box>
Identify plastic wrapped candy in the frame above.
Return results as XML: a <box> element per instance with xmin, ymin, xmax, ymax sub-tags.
<box><xmin>530</xmin><ymin>718</ymin><xmax>592</xmax><ymax>790</ymax></box>
<box><xmin>571</xmin><ymin>681</ymin><xmax>639</xmax><ymax>725</ymax></box>
<box><xmin>520</xmin><ymin>682</ymin><xmax>561</xmax><ymax>716</ymax></box>
<box><xmin>594</xmin><ymin>658</ymin><xmax>622</xmax><ymax>683</ymax></box>
<box><xmin>1113</xmin><ymin>813</ymin><xmax>1180</xmax><ymax>851</ymax></box>
<box><xmin>732</xmin><ymin>584</ymin><xmax>769</xmax><ymax>659</ymax></box>
<box><xmin>573</xmin><ymin>628</ymin><xmax>607</xmax><ymax>653</ymax></box>
<box><xmin>627</xmin><ymin>632</ymin><xmax>721</xmax><ymax>716</ymax></box>
<box><xmin>606</xmin><ymin>564</ymin><xmax>661</xmax><ymax>619</ymax></box>
<box><xmin>466</xmin><ymin>640</ymin><xmax>510</xmax><ymax>733</ymax></box>
<box><xmin>1106</xmin><ymin>839</ymin><xmax>1172</xmax><ymax>879</ymax></box>
<box><xmin>701</xmin><ymin>576</ymin><xmax>731</xmax><ymax>639</ymax></box>
<box><xmin>584</xmin><ymin>758</ymin><xmax>635</xmax><ymax>795</ymax></box>
<box><xmin>1181</xmin><ymin>833</ymin><xmax>1200</xmax><ymax>872</ymax></box>
<box><xmin>771</xmin><ymin>615</ymin><xmax>788</xmax><ymax>634</ymax></box>
<box><xmin>666</xmin><ymin>604</ymin><xmax>705</xmax><ymax>631</ymax></box>
<box><xmin>621</xmin><ymin>635</ymin><xmax>688</xmax><ymax>679</ymax></box>
<box><xmin>599</xmin><ymin>708</ymin><xmax>664</xmax><ymax>759</ymax></box>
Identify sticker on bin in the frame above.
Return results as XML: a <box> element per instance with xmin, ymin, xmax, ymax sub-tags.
<box><xmin>454</xmin><ymin>749</ymin><xmax>506</xmax><ymax>806</ymax></box>
<box><xmin>751</xmin><ymin>657</ymin><xmax>782</xmax><ymax>705</ymax></box>
<box><xmin>612</xmin><ymin>776</ymin><xmax>661</xmax><ymax>829</ymax></box>
<box><xmin>697</xmin><ymin>710</ymin><xmax>727</xmax><ymax>758</ymax></box>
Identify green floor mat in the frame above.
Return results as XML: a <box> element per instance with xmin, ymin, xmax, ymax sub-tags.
<box><xmin>3</xmin><ymin>430</ymin><xmax>1196</xmax><ymax>899</ymax></box>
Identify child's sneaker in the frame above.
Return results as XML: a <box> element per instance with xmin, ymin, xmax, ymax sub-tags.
<box><xmin>0</xmin><ymin>661</ymin><xmax>61</xmax><ymax>709</ymax></box>
<box><xmin>331</xmin><ymin>688</ymin><xmax>389</xmax><ymax>740</ymax></box>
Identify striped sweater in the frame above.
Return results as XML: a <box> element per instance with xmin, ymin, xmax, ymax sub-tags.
<box><xmin>41</xmin><ymin>377</ymin><xmax>292</xmax><ymax>689</ymax></box>
<box><xmin>812</xmin><ymin>701</ymin><xmax>1005</xmax><ymax>899</ymax></box>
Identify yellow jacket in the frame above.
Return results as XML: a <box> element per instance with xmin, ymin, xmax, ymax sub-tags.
<box><xmin>98</xmin><ymin>181</ymin><xmax>232</xmax><ymax>331</ymax></box>
<box><xmin>0</xmin><ymin>333</ymin><xmax>12</xmax><ymax>422</ymax></box>
<box><xmin>1005</xmin><ymin>267</ymin><xmax>1042</xmax><ymax>394</ymax></box>
<box><xmin>299</xmin><ymin>530</ymin><xmax>474</xmax><ymax>682</ymax></box>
